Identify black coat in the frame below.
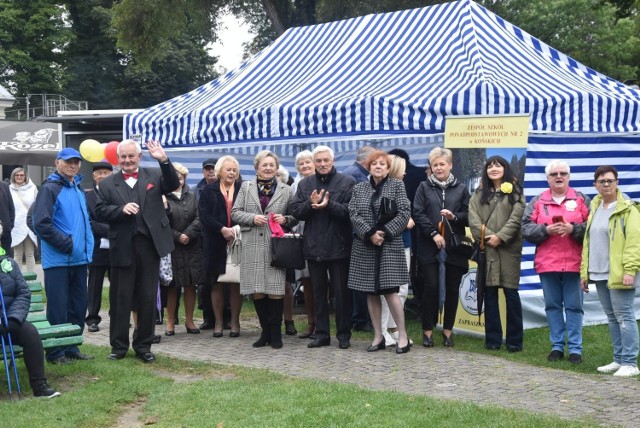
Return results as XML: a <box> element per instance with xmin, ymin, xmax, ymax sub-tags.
<box><xmin>0</xmin><ymin>256</ymin><xmax>31</xmax><ymax>324</ymax></box>
<box><xmin>290</xmin><ymin>168</ymin><xmax>355</xmax><ymax>261</ymax></box>
<box><xmin>413</xmin><ymin>178</ymin><xmax>470</xmax><ymax>268</ymax></box>
<box><xmin>0</xmin><ymin>181</ymin><xmax>15</xmax><ymax>251</ymax></box>
<box><xmin>199</xmin><ymin>180</ymin><xmax>241</xmax><ymax>277</ymax></box>
<box><xmin>86</xmin><ymin>188</ymin><xmax>110</xmax><ymax>267</ymax></box>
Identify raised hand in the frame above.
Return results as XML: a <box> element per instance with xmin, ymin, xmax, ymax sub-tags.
<box><xmin>146</xmin><ymin>140</ymin><xmax>168</xmax><ymax>162</ymax></box>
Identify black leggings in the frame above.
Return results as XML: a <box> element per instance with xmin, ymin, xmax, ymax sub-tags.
<box><xmin>420</xmin><ymin>262</ymin><xmax>468</xmax><ymax>331</ymax></box>
<box><xmin>6</xmin><ymin>321</ymin><xmax>46</xmax><ymax>387</ymax></box>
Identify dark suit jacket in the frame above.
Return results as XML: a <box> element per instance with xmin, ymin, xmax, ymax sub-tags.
<box><xmin>86</xmin><ymin>188</ymin><xmax>110</xmax><ymax>267</ymax></box>
<box><xmin>95</xmin><ymin>162</ymin><xmax>180</xmax><ymax>267</ymax></box>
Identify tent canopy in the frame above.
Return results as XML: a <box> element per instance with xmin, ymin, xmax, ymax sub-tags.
<box><xmin>0</xmin><ymin>120</ymin><xmax>60</xmax><ymax>166</ymax></box>
<box><xmin>126</xmin><ymin>0</ymin><xmax>640</xmax><ymax>147</ymax></box>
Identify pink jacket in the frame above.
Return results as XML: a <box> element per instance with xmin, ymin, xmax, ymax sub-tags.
<box><xmin>521</xmin><ymin>187</ymin><xmax>590</xmax><ymax>274</ymax></box>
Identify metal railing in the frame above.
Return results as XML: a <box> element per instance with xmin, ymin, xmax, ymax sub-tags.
<box><xmin>3</xmin><ymin>94</ymin><xmax>88</xmax><ymax>120</ymax></box>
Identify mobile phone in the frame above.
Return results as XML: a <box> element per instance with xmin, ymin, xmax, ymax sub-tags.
<box><xmin>552</xmin><ymin>215</ymin><xmax>564</xmax><ymax>224</ymax></box>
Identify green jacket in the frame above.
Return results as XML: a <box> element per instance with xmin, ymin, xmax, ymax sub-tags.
<box><xmin>580</xmin><ymin>190</ymin><xmax>640</xmax><ymax>289</ymax></box>
<box><xmin>469</xmin><ymin>189</ymin><xmax>525</xmax><ymax>289</ymax></box>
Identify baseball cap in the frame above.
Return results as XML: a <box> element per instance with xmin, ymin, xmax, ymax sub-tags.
<box><xmin>92</xmin><ymin>162</ymin><xmax>113</xmax><ymax>172</ymax></box>
<box><xmin>57</xmin><ymin>147</ymin><xmax>82</xmax><ymax>160</ymax></box>
<box><xmin>202</xmin><ymin>158</ymin><xmax>218</xmax><ymax>168</ymax></box>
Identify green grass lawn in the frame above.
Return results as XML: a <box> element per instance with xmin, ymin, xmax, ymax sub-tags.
<box><xmin>0</xmin><ymin>344</ymin><xmax>594</xmax><ymax>428</ymax></box>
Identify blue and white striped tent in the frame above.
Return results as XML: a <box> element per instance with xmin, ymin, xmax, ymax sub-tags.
<box><xmin>126</xmin><ymin>0</ymin><xmax>640</xmax><ymax>291</ymax></box>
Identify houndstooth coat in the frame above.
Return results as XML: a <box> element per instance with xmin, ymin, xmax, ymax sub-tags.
<box><xmin>231</xmin><ymin>179</ymin><xmax>297</xmax><ymax>296</ymax></box>
<box><xmin>348</xmin><ymin>177</ymin><xmax>411</xmax><ymax>293</ymax></box>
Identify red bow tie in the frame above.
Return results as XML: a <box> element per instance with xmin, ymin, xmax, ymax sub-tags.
<box><xmin>123</xmin><ymin>172</ymin><xmax>138</xmax><ymax>180</ymax></box>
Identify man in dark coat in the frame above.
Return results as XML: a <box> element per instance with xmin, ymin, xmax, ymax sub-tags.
<box><xmin>291</xmin><ymin>145</ymin><xmax>355</xmax><ymax>349</ymax></box>
<box><xmin>96</xmin><ymin>140</ymin><xmax>179</xmax><ymax>363</ymax></box>
<box><xmin>85</xmin><ymin>162</ymin><xmax>113</xmax><ymax>333</ymax></box>
<box><xmin>0</xmin><ymin>180</ymin><xmax>15</xmax><ymax>256</ymax></box>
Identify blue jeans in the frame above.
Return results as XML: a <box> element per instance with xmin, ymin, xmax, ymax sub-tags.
<box><xmin>539</xmin><ymin>272</ymin><xmax>583</xmax><ymax>355</ymax></box>
<box><xmin>595</xmin><ymin>281</ymin><xmax>639</xmax><ymax>366</ymax></box>
<box><xmin>484</xmin><ymin>287</ymin><xmax>523</xmax><ymax>350</ymax></box>
<box><xmin>43</xmin><ymin>265</ymin><xmax>88</xmax><ymax>360</ymax></box>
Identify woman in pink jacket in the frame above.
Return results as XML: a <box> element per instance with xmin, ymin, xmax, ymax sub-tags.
<box><xmin>521</xmin><ymin>160</ymin><xmax>589</xmax><ymax>364</ymax></box>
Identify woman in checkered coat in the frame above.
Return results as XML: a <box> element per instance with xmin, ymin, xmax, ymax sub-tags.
<box><xmin>231</xmin><ymin>150</ymin><xmax>297</xmax><ymax>349</ymax></box>
<box><xmin>348</xmin><ymin>150</ymin><xmax>413</xmax><ymax>354</ymax></box>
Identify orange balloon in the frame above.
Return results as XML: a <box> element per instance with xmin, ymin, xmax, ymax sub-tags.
<box><xmin>105</xmin><ymin>140</ymin><xmax>120</xmax><ymax>165</ymax></box>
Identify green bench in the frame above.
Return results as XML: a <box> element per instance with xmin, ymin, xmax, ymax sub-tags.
<box><xmin>11</xmin><ymin>274</ymin><xmax>84</xmax><ymax>354</ymax></box>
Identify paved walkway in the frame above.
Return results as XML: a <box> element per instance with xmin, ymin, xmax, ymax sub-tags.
<box><xmin>82</xmin><ymin>313</ymin><xmax>637</xmax><ymax>427</ymax></box>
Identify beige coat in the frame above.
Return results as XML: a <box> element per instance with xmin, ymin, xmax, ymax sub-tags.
<box><xmin>469</xmin><ymin>189</ymin><xmax>525</xmax><ymax>289</ymax></box>
<box><xmin>231</xmin><ymin>179</ymin><xmax>296</xmax><ymax>295</ymax></box>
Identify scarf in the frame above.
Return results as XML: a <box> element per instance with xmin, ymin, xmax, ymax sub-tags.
<box><xmin>219</xmin><ymin>181</ymin><xmax>235</xmax><ymax>227</ymax></box>
<box><xmin>257</xmin><ymin>176</ymin><xmax>277</xmax><ymax>212</ymax></box>
<box><xmin>316</xmin><ymin>166</ymin><xmax>337</xmax><ymax>183</ymax></box>
<box><xmin>429</xmin><ymin>173</ymin><xmax>455</xmax><ymax>190</ymax></box>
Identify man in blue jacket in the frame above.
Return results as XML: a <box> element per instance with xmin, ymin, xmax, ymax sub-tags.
<box><xmin>33</xmin><ymin>147</ymin><xmax>94</xmax><ymax>364</ymax></box>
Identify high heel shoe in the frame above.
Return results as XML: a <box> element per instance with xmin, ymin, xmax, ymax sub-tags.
<box><xmin>366</xmin><ymin>341</ymin><xmax>386</xmax><ymax>352</ymax></box>
<box><xmin>396</xmin><ymin>338</ymin><xmax>413</xmax><ymax>354</ymax></box>
<box><xmin>422</xmin><ymin>334</ymin><xmax>433</xmax><ymax>348</ymax></box>
<box><xmin>212</xmin><ymin>331</ymin><xmax>223</xmax><ymax>338</ymax></box>
<box><xmin>298</xmin><ymin>323</ymin><xmax>315</xmax><ymax>339</ymax></box>
<box><xmin>442</xmin><ymin>332</ymin><xmax>454</xmax><ymax>347</ymax></box>
<box><xmin>186</xmin><ymin>326</ymin><xmax>201</xmax><ymax>334</ymax></box>
<box><xmin>229</xmin><ymin>331</ymin><xmax>240</xmax><ymax>338</ymax></box>
<box><xmin>284</xmin><ymin>320</ymin><xmax>297</xmax><ymax>336</ymax></box>
<box><xmin>164</xmin><ymin>330</ymin><xmax>175</xmax><ymax>336</ymax></box>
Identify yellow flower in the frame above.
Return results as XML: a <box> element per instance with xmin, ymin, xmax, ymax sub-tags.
<box><xmin>500</xmin><ymin>182</ymin><xmax>513</xmax><ymax>194</ymax></box>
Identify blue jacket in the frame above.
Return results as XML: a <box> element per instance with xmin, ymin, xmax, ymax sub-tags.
<box><xmin>33</xmin><ymin>172</ymin><xmax>93</xmax><ymax>269</ymax></box>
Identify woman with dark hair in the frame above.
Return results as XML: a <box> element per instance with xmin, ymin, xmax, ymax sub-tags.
<box><xmin>413</xmin><ymin>147</ymin><xmax>470</xmax><ymax>348</ymax></box>
<box><xmin>348</xmin><ymin>150</ymin><xmax>412</xmax><ymax>353</ymax></box>
<box><xmin>581</xmin><ymin>166</ymin><xmax>640</xmax><ymax>377</ymax></box>
<box><xmin>469</xmin><ymin>156</ymin><xmax>525</xmax><ymax>352</ymax></box>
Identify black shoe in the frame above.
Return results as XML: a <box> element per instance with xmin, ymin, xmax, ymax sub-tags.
<box><xmin>338</xmin><ymin>339</ymin><xmax>351</xmax><ymax>349</ymax></box>
<box><xmin>212</xmin><ymin>331</ymin><xmax>223</xmax><ymax>338</ymax></box>
<box><xmin>442</xmin><ymin>333</ymin><xmax>454</xmax><ymax>347</ymax></box>
<box><xmin>308</xmin><ymin>338</ymin><xmax>330</xmax><ymax>348</ymax></box>
<box><xmin>152</xmin><ymin>335</ymin><xmax>162</xmax><ymax>344</ymax></box>
<box><xmin>486</xmin><ymin>345</ymin><xmax>501</xmax><ymax>350</ymax></box>
<box><xmin>507</xmin><ymin>346</ymin><xmax>522</xmax><ymax>353</ymax></box>
<box><xmin>396</xmin><ymin>339</ymin><xmax>413</xmax><ymax>354</ymax></box>
<box><xmin>186</xmin><ymin>326</ymin><xmax>201</xmax><ymax>334</ymax></box>
<box><xmin>569</xmin><ymin>353</ymin><xmax>583</xmax><ymax>364</ymax></box>
<box><xmin>284</xmin><ymin>320</ymin><xmax>297</xmax><ymax>336</ymax></box>
<box><xmin>422</xmin><ymin>334</ymin><xmax>434</xmax><ymax>348</ymax></box>
<box><xmin>199</xmin><ymin>321</ymin><xmax>215</xmax><ymax>330</ymax></box>
<box><xmin>165</xmin><ymin>330</ymin><xmax>175</xmax><ymax>336</ymax></box>
<box><xmin>87</xmin><ymin>323</ymin><xmax>99</xmax><ymax>333</ymax></box>
<box><xmin>108</xmin><ymin>352</ymin><xmax>126</xmax><ymax>360</ymax></box>
<box><xmin>66</xmin><ymin>352</ymin><xmax>94</xmax><ymax>361</ymax></box>
<box><xmin>367</xmin><ymin>341</ymin><xmax>386</xmax><ymax>352</ymax></box>
<box><xmin>547</xmin><ymin>350</ymin><xmax>564</xmax><ymax>362</ymax></box>
<box><xmin>253</xmin><ymin>332</ymin><xmax>271</xmax><ymax>348</ymax></box>
<box><xmin>135</xmin><ymin>352</ymin><xmax>156</xmax><ymax>363</ymax></box>
<box><xmin>48</xmin><ymin>356</ymin><xmax>74</xmax><ymax>365</ymax></box>
<box><xmin>229</xmin><ymin>331</ymin><xmax>240</xmax><ymax>338</ymax></box>
<box><xmin>33</xmin><ymin>382</ymin><xmax>61</xmax><ymax>398</ymax></box>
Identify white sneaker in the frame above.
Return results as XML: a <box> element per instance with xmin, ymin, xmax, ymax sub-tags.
<box><xmin>597</xmin><ymin>362</ymin><xmax>621</xmax><ymax>373</ymax></box>
<box><xmin>382</xmin><ymin>330</ymin><xmax>396</xmax><ymax>347</ymax></box>
<box><xmin>613</xmin><ymin>365</ymin><xmax>640</xmax><ymax>377</ymax></box>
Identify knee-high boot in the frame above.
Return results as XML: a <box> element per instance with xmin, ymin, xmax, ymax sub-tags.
<box><xmin>253</xmin><ymin>298</ymin><xmax>270</xmax><ymax>347</ymax></box>
<box><xmin>268</xmin><ymin>298</ymin><xmax>284</xmax><ymax>349</ymax></box>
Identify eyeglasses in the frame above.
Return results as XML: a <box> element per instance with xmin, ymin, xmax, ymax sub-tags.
<box><xmin>548</xmin><ymin>172</ymin><xmax>569</xmax><ymax>177</ymax></box>
<box><xmin>596</xmin><ymin>179</ymin><xmax>617</xmax><ymax>186</ymax></box>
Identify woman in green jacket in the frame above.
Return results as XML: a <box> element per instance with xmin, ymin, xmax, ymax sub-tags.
<box><xmin>469</xmin><ymin>156</ymin><xmax>525</xmax><ymax>352</ymax></box>
<box><xmin>580</xmin><ymin>165</ymin><xmax>640</xmax><ymax>378</ymax></box>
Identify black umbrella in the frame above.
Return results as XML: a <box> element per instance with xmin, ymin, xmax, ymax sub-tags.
<box><xmin>437</xmin><ymin>221</ymin><xmax>447</xmax><ymax>319</ymax></box>
<box><xmin>476</xmin><ymin>225</ymin><xmax>487</xmax><ymax>322</ymax></box>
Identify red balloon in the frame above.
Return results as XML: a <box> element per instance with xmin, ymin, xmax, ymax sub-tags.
<box><xmin>105</xmin><ymin>141</ymin><xmax>120</xmax><ymax>165</ymax></box>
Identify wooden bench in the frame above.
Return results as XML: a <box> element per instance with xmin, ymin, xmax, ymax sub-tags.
<box><xmin>11</xmin><ymin>274</ymin><xmax>84</xmax><ymax>354</ymax></box>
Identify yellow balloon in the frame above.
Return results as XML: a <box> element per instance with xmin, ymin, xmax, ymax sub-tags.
<box><xmin>79</xmin><ymin>139</ymin><xmax>104</xmax><ymax>162</ymax></box>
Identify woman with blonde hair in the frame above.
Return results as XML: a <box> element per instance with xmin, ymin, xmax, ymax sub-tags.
<box><xmin>232</xmin><ymin>150</ymin><xmax>297</xmax><ymax>348</ymax></box>
<box><xmin>163</xmin><ymin>162</ymin><xmax>202</xmax><ymax>336</ymax></box>
<box><xmin>199</xmin><ymin>155</ymin><xmax>243</xmax><ymax>337</ymax></box>
<box><xmin>9</xmin><ymin>167</ymin><xmax>38</xmax><ymax>272</ymax></box>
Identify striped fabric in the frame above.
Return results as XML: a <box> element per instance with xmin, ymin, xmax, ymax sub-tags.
<box><xmin>125</xmin><ymin>0</ymin><xmax>640</xmax><ymax>145</ymax></box>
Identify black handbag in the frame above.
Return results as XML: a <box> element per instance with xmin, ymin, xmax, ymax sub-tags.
<box><xmin>376</xmin><ymin>196</ymin><xmax>398</xmax><ymax>226</ymax></box>
<box><xmin>270</xmin><ymin>234</ymin><xmax>305</xmax><ymax>270</ymax></box>
<box><xmin>444</xmin><ymin>218</ymin><xmax>477</xmax><ymax>260</ymax></box>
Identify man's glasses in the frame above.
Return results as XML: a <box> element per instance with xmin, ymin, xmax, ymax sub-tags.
<box><xmin>596</xmin><ymin>179</ymin><xmax>617</xmax><ymax>186</ymax></box>
<box><xmin>548</xmin><ymin>172</ymin><xmax>569</xmax><ymax>177</ymax></box>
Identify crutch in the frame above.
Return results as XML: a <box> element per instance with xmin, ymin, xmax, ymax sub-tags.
<box><xmin>0</xmin><ymin>287</ymin><xmax>22</xmax><ymax>399</ymax></box>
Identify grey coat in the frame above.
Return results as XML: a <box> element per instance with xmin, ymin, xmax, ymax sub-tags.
<box><xmin>469</xmin><ymin>189</ymin><xmax>525</xmax><ymax>289</ymax></box>
<box><xmin>348</xmin><ymin>177</ymin><xmax>411</xmax><ymax>293</ymax></box>
<box><xmin>231</xmin><ymin>179</ymin><xmax>297</xmax><ymax>296</ymax></box>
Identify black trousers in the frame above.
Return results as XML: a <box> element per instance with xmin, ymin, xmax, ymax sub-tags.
<box><xmin>420</xmin><ymin>261</ymin><xmax>467</xmax><ymax>331</ymax></box>
<box><xmin>308</xmin><ymin>259</ymin><xmax>352</xmax><ymax>342</ymax></box>
<box><xmin>86</xmin><ymin>265</ymin><xmax>109</xmax><ymax>326</ymax></box>
<box><xmin>7</xmin><ymin>321</ymin><xmax>46</xmax><ymax>387</ymax></box>
<box><xmin>109</xmin><ymin>235</ymin><xmax>158</xmax><ymax>355</ymax></box>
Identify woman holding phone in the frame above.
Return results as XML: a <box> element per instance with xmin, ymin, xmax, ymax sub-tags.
<box><xmin>522</xmin><ymin>160</ymin><xmax>590</xmax><ymax>364</ymax></box>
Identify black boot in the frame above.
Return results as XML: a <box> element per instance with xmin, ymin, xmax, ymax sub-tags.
<box><xmin>268</xmin><ymin>298</ymin><xmax>284</xmax><ymax>349</ymax></box>
<box><xmin>285</xmin><ymin>320</ymin><xmax>297</xmax><ymax>336</ymax></box>
<box><xmin>252</xmin><ymin>298</ymin><xmax>270</xmax><ymax>347</ymax></box>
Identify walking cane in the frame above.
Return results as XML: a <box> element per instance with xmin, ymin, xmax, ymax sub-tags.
<box><xmin>0</xmin><ymin>287</ymin><xmax>22</xmax><ymax>400</ymax></box>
